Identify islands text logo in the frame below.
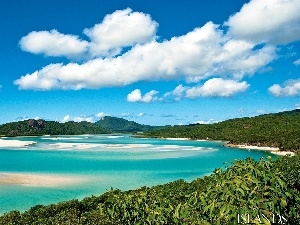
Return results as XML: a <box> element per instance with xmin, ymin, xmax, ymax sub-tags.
<box><xmin>237</xmin><ymin>213</ymin><xmax>287</xmax><ymax>224</ymax></box>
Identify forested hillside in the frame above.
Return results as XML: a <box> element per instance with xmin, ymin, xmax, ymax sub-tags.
<box><xmin>142</xmin><ymin>109</ymin><xmax>300</xmax><ymax>152</ymax></box>
<box><xmin>0</xmin><ymin>117</ymin><xmax>162</xmax><ymax>136</ymax></box>
<box><xmin>0</xmin><ymin>119</ymin><xmax>108</xmax><ymax>136</ymax></box>
<box><xmin>1</xmin><ymin>153</ymin><xmax>300</xmax><ymax>224</ymax></box>
<box><xmin>95</xmin><ymin>116</ymin><xmax>162</xmax><ymax>132</ymax></box>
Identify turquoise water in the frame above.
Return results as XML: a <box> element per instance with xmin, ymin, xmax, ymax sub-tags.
<box><xmin>0</xmin><ymin>135</ymin><xmax>275</xmax><ymax>214</ymax></box>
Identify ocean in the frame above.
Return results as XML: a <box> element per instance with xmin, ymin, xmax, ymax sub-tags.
<box><xmin>0</xmin><ymin>134</ymin><xmax>274</xmax><ymax>214</ymax></box>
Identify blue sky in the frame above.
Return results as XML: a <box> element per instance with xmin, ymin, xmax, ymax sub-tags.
<box><xmin>0</xmin><ymin>0</ymin><xmax>299</xmax><ymax>126</ymax></box>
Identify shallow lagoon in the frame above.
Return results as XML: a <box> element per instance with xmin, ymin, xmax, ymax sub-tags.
<box><xmin>0</xmin><ymin>135</ymin><xmax>274</xmax><ymax>214</ymax></box>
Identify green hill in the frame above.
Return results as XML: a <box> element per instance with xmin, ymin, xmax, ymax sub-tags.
<box><xmin>0</xmin><ymin>117</ymin><xmax>163</xmax><ymax>136</ymax></box>
<box><xmin>95</xmin><ymin>116</ymin><xmax>163</xmax><ymax>133</ymax></box>
<box><xmin>0</xmin><ymin>119</ymin><xmax>108</xmax><ymax>136</ymax></box>
<box><xmin>142</xmin><ymin>109</ymin><xmax>300</xmax><ymax>152</ymax></box>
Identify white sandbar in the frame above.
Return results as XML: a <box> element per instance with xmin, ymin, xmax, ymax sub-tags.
<box><xmin>0</xmin><ymin>139</ymin><xmax>36</xmax><ymax>148</ymax></box>
<box><xmin>49</xmin><ymin>143</ymin><xmax>152</xmax><ymax>150</ymax></box>
<box><xmin>164</xmin><ymin>138</ymin><xmax>190</xmax><ymax>140</ymax></box>
<box><xmin>227</xmin><ymin>144</ymin><xmax>295</xmax><ymax>156</ymax></box>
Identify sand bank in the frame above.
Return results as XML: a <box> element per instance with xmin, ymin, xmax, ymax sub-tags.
<box><xmin>49</xmin><ymin>143</ymin><xmax>100</xmax><ymax>150</ymax></box>
<box><xmin>49</xmin><ymin>143</ymin><xmax>153</xmax><ymax>150</ymax></box>
<box><xmin>0</xmin><ymin>139</ymin><xmax>36</xmax><ymax>148</ymax></box>
<box><xmin>164</xmin><ymin>138</ymin><xmax>190</xmax><ymax>140</ymax></box>
<box><xmin>0</xmin><ymin>173</ymin><xmax>86</xmax><ymax>187</ymax></box>
<box><xmin>226</xmin><ymin>144</ymin><xmax>295</xmax><ymax>156</ymax></box>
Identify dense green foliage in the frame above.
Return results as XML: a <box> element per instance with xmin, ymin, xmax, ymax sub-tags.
<box><xmin>142</xmin><ymin>109</ymin><xmax>300</xmax><ymax>152</ymax></box>
<box><xmin>0</xmin><ymin>119</ymin><xmax>108</xmax><ymax>136</ymax></box>
<box><xmin>1</xmin><ymin>153</ymin><xmax>300</xmax><ymax>224</ymax></box>
<box><xmin>96</xmin><ymin>116</ymin><xmax>163</xmax><ymax>133</ymax></box>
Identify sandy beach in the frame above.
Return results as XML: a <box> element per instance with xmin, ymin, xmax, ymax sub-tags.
<box><xmin>164</xmin><ymin>138</ymin><xmax>190</xmax><ymax>141</ymax></box>
<box><xmin>0</xmin><ymin>139</ymin><xmax>36</xmax><ymax>148</ymax></box>
<box><xmin>226</xmin><ymin>144</ymin><xmax>295</xmax><ymax>156</ymax></box>
<box><xmin>0</xmin><ymin>173</ymin><xmax>86</xmax><ymax>187</ymax></box>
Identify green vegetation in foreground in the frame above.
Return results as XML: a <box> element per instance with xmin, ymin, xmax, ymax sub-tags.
<box><xmin>0</xmin><ymin>119</ymin><xmax>108</xmax><ymax>136</ymax></box>
<box><xmin>141</xmin><ymin>109</ymin><xmax>300</xmax><ymax>152</ymax></box>
<box><xmin>95</xmin><ymin>116</ymin><xmax>164</xmax><ymax>133</ymax></box>
<box><xmin>1</xmin><ymin>153</ymin><xmax>300</xmax><ymax>224</ymax></box>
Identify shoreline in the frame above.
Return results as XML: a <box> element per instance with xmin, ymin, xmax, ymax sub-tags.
<box><xmin>1</xmin><ymin>136</ymin><xmax>296</xmax><ymax>157</ymax></box>
<box><xmin>225</xmin><ymin>143</ymin><xmax>295</xmax><ymax>156</ymax></box>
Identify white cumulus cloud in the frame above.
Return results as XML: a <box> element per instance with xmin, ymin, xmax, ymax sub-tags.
<box><xmin>14</xmin><ymin>21</ymin><xmax>275</xmax><ymax>90</ymax></box>
<box><xmin>61</xmin><ymin>115</ymin><xmax>71</xmax><ymax>123</ymax></box>
<box><xmin>20</xmin><ymin>30</ymin><xmax>89</xmax><ymax>59</ymax></box>
<box><xmin>137</xmin><ymin>112</ymin><xmax>146</xmax><ymax>117</ymax></box>
<box><xmin>162</xmin><ymin>78</ymin><xmax>250</xmax><ymax>100</ymax></box>
<box><xmin>294</xmin><ymin>59</ymin><xmax>300</xmax><ymax>66</ymax></box>
<box><xmin>226</xmin><ymin>0</ymin><xmax>300</xmax><ymax>44</ymax></box>
<box><xmin>83</xmin><ymin>8</ymin><xmax>158</xmax><ymax>58</ymax></box>
<box><xmin>19</xmin><ymin>8</ymin><xmax>157</xmax><ymax>60</ymax></box>
<box><xmin>95</xmin><ymin>112</ymin><xmax>109</xmax><ymax>118</ymax></box>
<box><xmin>185</xmin><ymin>78</ymin><xmax>250</xmax><ymax>98</ymax></box>
<box><xmin>164</xmin><ymin>84</ymin><xmax>188</xmax><ymax>101</ymax></box>
<box><xmin>73</xmin><ymin>116</ymin><xmax>94</xmax><ymax>123</ymax></box>
<box><xmin>194</xmin><ymin>119</ymin><xmax>219</xmax><ymax>124</ymax></box>
<box><xmin>61</xmin><ymin>112</ymin><xmax>109</xmax><ymax>123</ymax></box>
<box><xmin>127</xmin><ymin>89</ymin><xmax>159</xmax><ymax>103</ymax></box>
<box><xmin>268</xmin><ymin>79</ymin><xmax>300</xmax><ymax>96</ymax></box>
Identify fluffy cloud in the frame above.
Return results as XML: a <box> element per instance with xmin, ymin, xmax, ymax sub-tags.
<box><xmin>19</xmin><ymin>8</ymin><xmax>157</xmax><ymax>60</ymax></box>
<box><xmin>226</xmin><ymin>0</ymin><xmax>300</xmax><ymax>44</ymax></box>
<box><xmin>137</xmin><ymin>113</ymin><xmax>146</xmax><ymax>117</ymax></box>
<box><xmin>294</xmin><ymin>59</ymin><xmax>300</xmax><ymax>66</ymax></box>
<box><xmin>121</xmin><ymin>113</ymin><xmax>134</xmax><ymax>118</ymax></box>
<box><xmin>14</xmin><ymin>116</ymin><xmax>29</xmax><ymax>122</ymax></box>
<box><xmin>164</xmin><ymin>84</ymin><xmax>188</xmax><ymax>101</ymax></box>
<box><xmin>73</xmin><ymin>116</ymin><xmax>94</xmax><ymax>123</ymax></box>
<box><xmin>126</xmin><ymin>78</ymin><xmax>250</xmax><ymax>102</ymax></box>
<box><xmin>61</xmin><ymin>112</ymin><xmax>109</xmax><ymax>123</ymax></box>
<box><xmin>268</xmin><ymin>79</ymin><xmax>300</xmax><ymax>96</ymax></box>
<box><xmin>185</xmin><ymin>78</ymin><xmax>250</xmax><ymax>98</ymax></box>
<box><xmin>61</xmin><ymin>115</ymin><xmax>71</xmax><ymax>123</ymax></box>
<box><xmin>15</xmin><ymin>19</ymin><xmax>275</xmax><ymax>90</ymax></box>
<box><xmin>83</xmin><ymin>8</ymin><xmax>158</xmax><ymax>57</ymax></box>
<box><xmin>194</xmin><ymin>119</ymin><xmax>218</xmax><ymax>124</ymax></box>
<box><xmin>95</xmin><ymin>112</ymin><xmax>109</xmax><ymax>118</ymax></box>
<box><xmin>20</xmin><ymin>30</ymin><xmax>89</xmax><ymax>59</ymax></box>
<box><xmin>127</xmin><ymin>89</ymin><xmax>159</xmax><ymax>103</ymax></box>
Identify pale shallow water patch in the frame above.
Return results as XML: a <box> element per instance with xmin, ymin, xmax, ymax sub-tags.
<box><xmin>42</xmin><ymin>137</ymin><xmax>87</xmax><ymax>140</ymax></box>
<box><xmin>48</xmin><ymin>143</ymin><xmax>153</xmax><ymax>151</ymax></box>
<box><xmin>48</xmin><ymin>143</ymin><xmax>100</xmax><ymax>150</ymax></box>
<box><xmin>0</xmin><ymin>172</ymin><xmax>88</xmax><ymax>187</ymax></box>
